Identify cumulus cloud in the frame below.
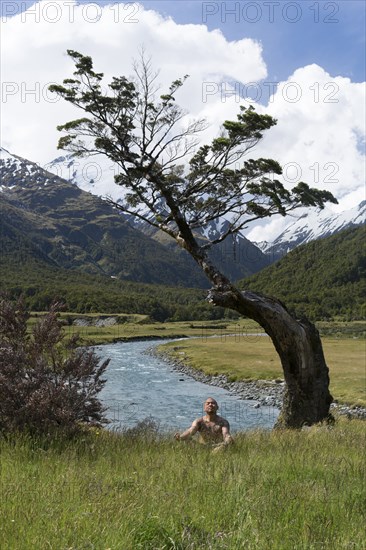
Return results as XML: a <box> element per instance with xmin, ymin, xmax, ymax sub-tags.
<box><xmin>1</xmin><ymin>0</ymin><xmax>266</xmax><ymax>163</ymax></box>
<box><xmin>1</xmin><ymin>0</ymin><xmax>365</xmax><ymax>243</ymax></box>
<box><xmin>263</xmin><ymin>65</ymin><xmax>365</xmax><ymax>202</ymax></box>
<box><xmin>244</xmin><ymin>64</ymin><xmax>365</xmax><ymax>240</ymax></box>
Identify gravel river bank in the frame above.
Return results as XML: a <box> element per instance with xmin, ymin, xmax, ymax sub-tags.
<box><xmin>152</xmin><ymin>344</ymin><xmax>366</xmax><ymax>421</ymax></box>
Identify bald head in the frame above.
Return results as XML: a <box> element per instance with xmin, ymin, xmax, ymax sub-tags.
<box><xmin>204</xmin><ymin>397</ymin><xmax>218</xmax><ymax>413</ymax></box>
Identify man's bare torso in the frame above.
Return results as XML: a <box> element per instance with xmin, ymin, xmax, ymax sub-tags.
<box><xmin>195</xmin><ymin>415</ymin><xmax>229</xmax><ymax>444</ymax></box>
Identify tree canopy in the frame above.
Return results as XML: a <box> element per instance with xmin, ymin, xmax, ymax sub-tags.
<box><xmin>50</xmin><ymin>50</ymin><xmax>337</xmax><ymax>255</ymax></box>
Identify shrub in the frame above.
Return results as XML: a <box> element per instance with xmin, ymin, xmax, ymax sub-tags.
<box><xmin>0</xmin><ymin>296</ymin><xmax>110</xmax><ymax>436</ymax></box>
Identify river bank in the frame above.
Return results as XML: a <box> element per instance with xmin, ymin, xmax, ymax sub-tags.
<box><xmin>151</xmin><ymin>344</ymin><xmax>366</xmax><ymax>421</ymax></box>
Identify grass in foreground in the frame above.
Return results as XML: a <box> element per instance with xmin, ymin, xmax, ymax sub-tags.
<box><xmin>0</xmin><ymin>420</ymin><xmax>365</xmax><ymax>549</ymax></box>
<box><xmin>159</xmin><ymin>336</ymin><xmax>366</xmax><ymax>407</ymax></box>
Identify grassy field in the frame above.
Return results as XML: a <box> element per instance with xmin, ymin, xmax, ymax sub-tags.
<box><xmin>29</xmin><ymin>313</ymin><xmax>263</xmax><ymax>345</ymax></box>
<box><xmin>30</xmin><ymin>314</ymin><xmax>365</xmax><ymax>344</ymax></box>
<box><xmin>1</xmin><ymin>420</ymin><xmax>365</xmax><ymax>550</ymax></box>
<box><xmin>158</xmin><ymin>335</ymin><xmax>366</xmax><ymax>407</ymax></box>
<box><xmin>2</xmin><ymin>315</ymin><xmax>364</xmax><ymax>548</ymax></box>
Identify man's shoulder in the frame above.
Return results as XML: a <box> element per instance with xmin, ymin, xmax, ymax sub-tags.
<box><xmin>217</xmin><ymin>415</ymin><xmax>230</xmax><ymax>427</ymax></box>
<box><xmin>192</xmin><ymin>416</ymin><xmax>205</xmax><ymax>427</ymax></box>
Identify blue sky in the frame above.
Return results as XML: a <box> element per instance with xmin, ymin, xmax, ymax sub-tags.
<box><xmin>138</xmin><ymin>1</ymin><xmax>365</xmax><ymax>82</ymax></box>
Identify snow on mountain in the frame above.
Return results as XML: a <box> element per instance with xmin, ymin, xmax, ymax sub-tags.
<box><xmin>45</xmin><ymin>153</ymin><xmax>241</xmax><ymax>240</ymax></box>
<box><xmin>45</xmin><ymin>153</ymin><xmax>128</xmax><ymax>203</ymax></box>
<box><xmin>13</xmin><ymin>149</ymin><xmax>364</xmax><ymax>259</ymax></box>
<box><xmin>0</xmin><ymin>146</ymin><xmax>51</xmax><ymax>177</ymax></box>
<box><xmin>0</xmin><ymin>147</ymin><xmax>29</xmax><ymax>174</ymax></box>
<box><xmin>0</xmin><ymin>147</ymin><xmax>15</xmax><ymax>162</ymax></box>
<box><xmin>0</xmin><ymin>147</ymin><xmax>60</xmax><ymax>195</ymax></box>
<box><xmin>257</xmin><ymin>201</ymin><xmax>366</xmax><ymax>259</ymax></box>
<box><xmin>0</xmin><ymin>147</ymin><xmax>50</xmax><ymax>192</ymax></box>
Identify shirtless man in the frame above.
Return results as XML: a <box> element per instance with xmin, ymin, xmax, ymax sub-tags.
<box><xmin>174</xmin><ymin>397</ymin><xmax>233</xmax><ymax>452</ymax></box>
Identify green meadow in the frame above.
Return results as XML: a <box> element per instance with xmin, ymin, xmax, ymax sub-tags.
<box><xmin>29</xmin><ymin>314</ymin><xmax>262</xmax><ymax>344</ymax></box>
<box><xmin>2</xmin><ymin>315</ymin><xmax>363</xmax><ymax>549</ymax></box>
<box><xmin>1</xmin><ymin>420</ymin><xmax>365</xmax><ymax>550</ymax></box>
<box><xmin>158</xmin><ymin>334</ymin><xmax>366</xmax><ymax>407</ymax></box>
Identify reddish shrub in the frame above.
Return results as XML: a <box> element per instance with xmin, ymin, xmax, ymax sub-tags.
<box><xmin>0</xmin><ymin>296</ymin><xmax>109</xmax><ymax>436</ymax></box>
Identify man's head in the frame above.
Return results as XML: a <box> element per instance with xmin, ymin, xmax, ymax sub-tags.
<box><xmin>204</xmin><ymin>397</ymin><xmax>218</xmax><ymax>414</ymax></box>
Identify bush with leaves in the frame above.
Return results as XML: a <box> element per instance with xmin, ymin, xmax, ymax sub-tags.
<box><xmin>0</xmin><ymin>296</ymin><xmax>110</xmax><ymax>436</ymax></box>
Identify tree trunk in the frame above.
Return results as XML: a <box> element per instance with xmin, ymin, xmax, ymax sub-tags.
<box><xmin>173</xmin><ymin>219</ymin><xmax>333</xmax><ymax>428</ymax></box>
<box><xmin>208</xmin><ymin>287</ymin><xmax>333</xmax><ymax>428</ymax></box>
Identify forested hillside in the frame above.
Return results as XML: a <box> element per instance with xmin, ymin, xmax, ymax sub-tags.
<box><xmin>0</xmin><ymin>232</ymin><xmax>237</xmax><ymax>321</ymax></box>
<box><xmin>0</xmin><ymin>178</ymin><xmax>209</xmax><ymax>289</ymax></box>
<box><xmin>0</xmin><ymin>150</ymin><xmax>269</xmax><ymax>286</ymax></box>
<box><xmin>239</xmin><ymin>226</ymin><xmax>365</xmax><ymax>320</ymax></box>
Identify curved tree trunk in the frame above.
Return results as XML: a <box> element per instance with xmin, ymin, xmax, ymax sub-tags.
<box><xmin>171</xmin><ymin>216</ymin><xmax>333</xmax><ymax>428</ymax></box>
<box><xmin>208</xmin><ymin>287</ymin><xmax>333</xmax><ymax>428</ymax></box>
<box><xmin>176</xmin><ymin>235</ymin><xmax>333</xmax><ymax>428</ymax></box>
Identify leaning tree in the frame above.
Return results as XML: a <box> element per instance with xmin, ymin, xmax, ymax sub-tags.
<box><xmin>49</xmin><ymin>50</ymin><xmax>338</xmax><ymax>428</ymax></box>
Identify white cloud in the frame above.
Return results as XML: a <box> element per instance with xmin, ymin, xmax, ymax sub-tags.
<box><xmin>1</xmin><ymin>1</ymin><xmax>365</xmax><ymax>244</ymax></box>
<box><xmin>244</xmin><ymin>64</ymin><xmax>365</xmax><ymax>241</ymax></box>
<box><xmin>1</xmin><ymin>0</ymin><xmax>266</xmax><ymax>164</ymax></box>
<box><xmin>263</xmin><ymin>65</ymin><xmax>365</xmax><ymax>201</ymax></box>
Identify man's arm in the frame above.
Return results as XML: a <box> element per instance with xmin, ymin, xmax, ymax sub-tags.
<box><xmin>174</xmin><ymin>419</ymin><xmax>200</xmax><ymax>441</ymax></box>
<box><xmin>212</xmin><ymin>422</ymin><xmax>234</xmax><ymax>453</ymax></box>
<box><xmin>222</xmin><ymin>424</ymin><xmax>234</xmax><ymax>445</ymax></box>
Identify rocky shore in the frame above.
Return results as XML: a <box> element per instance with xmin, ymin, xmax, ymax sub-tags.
<box><xmin>151</xmin><ymin>345</ymin><xmax>366</xmax><ymax>421</ymax></box>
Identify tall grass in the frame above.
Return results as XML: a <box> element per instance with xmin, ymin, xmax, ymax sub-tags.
<box><xmin>1</xmin><ymin>419</ymin><xmax>365</xmax><ymax>549</ymax></box>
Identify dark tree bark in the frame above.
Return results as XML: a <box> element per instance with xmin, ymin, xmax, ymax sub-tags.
<box><xmin>208</xmin><ymin>287</ymin><xmax>333</xmax><ymax>428</ymax></box>
<box><xmin>50</xmin><ymin>51</ymin><xmax>336</xmax><ymax>428</ymax></box>
<box><xmin>180</xmin><ymin>233</ymin><xmax>333</xmax><ymax>428</ymax></box>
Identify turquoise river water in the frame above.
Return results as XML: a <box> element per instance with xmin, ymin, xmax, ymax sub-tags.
<box><xmin>96</xmin><ymin>339</ymin><xmax>279</xmax><ymax>433</ymax></box>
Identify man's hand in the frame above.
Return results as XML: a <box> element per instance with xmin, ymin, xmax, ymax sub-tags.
<box><xmin>211</xmin><ymin>443</ymin><xmax>226</xmax><ymax>454</ymax></box>
<box><xmin>174</xmin><ymin>420</ymin><xmax>199</xmax><ymax>442</ymax></box>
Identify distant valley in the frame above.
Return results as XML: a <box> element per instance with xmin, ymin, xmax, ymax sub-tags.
<box><xmin>0</xmin><ymin>148</ymin><xmax>269</xmax><ymax>289</ymax></box>
<box><xmin>1</xmin><ymin>147</ymin><xmax>365</xmax><ymax>320</ymax></box>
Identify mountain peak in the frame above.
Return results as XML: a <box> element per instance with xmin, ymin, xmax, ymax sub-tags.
<box><xmin>257</xmin><ymin>201</ymin><xmax>365</xmax><ymax>259</ymax></box>
<box><xmin>0</xmin><ymin>147</ymin><xmax>13</xmax><ymax>159</ymax></box>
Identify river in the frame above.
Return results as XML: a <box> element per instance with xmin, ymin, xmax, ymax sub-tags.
<box><xmin>96</xmin><ymin>339</ymin><xmax>279</xmax><ymax>433</ymax></box>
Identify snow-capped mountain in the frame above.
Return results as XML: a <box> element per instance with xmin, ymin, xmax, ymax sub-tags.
<box><xmin>45</xmin><ymin>152</ymin><xmax>248</xmax><ymax>241</ymax></box>
<box><xmin>0</xmin><ymin>146</ymin><xmax>213</xmax><ymax>287</ymax></box>
<box><xmin>44</xmin><ymin>151</ymin><xmax>365</xmax><ymax>264</ymax></box>
<box><xmin>45</xmin><ymin>153</ymin><xmax>128</xmax><ymax>203</ymax></box>
<box><xmin>1</xmin><ymin>147</ymin><xmax>270</xmax><ymax>281</ymax></box>
<box><xmin>0</xmin><ymin>146</ymin><xmax>57</xmax><ymax>191</ymax></box>
<box><xmin>256</xmin><ymin>201</ymin><xmax>366</xmax><ymax>260</ymax></box>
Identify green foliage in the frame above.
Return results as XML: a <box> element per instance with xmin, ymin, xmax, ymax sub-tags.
<box><xmin>0</xmin><ymin>253</ymin><xmax>226</xmax><ymax>320</ymax></box>
<box><xmin>50</xmin><ymin>51</ymin><xmax>337</xmax><ymax>249</ymax></box>
<box><xmin>240</xmin><ymin>226</ymin><xmax>366</xmax><ymax>320</ymax></box>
